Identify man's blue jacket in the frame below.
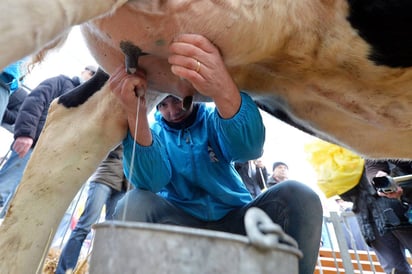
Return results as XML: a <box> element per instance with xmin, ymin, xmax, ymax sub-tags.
<box><xmin>123</xmin><ymin>92</ymin><xmax>265</xmax><ymax>221</ymax></box>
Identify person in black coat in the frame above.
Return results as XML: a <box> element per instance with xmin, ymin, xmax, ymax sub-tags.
<box><xmin>0</xmin><ymin>66</ymin><xmax>96</xmax><ymax>215</ymax></box>
<box><xmin>1</xmin><ymin>87</ymin><xmax>29</xmax><ymax>133</ymax></box>
<box><xmin>341</xmin><ymin>159</ymin><xmax>412</xmax><ymax>274</ymax></box>
<box><xmin>234</xmin><ymin>159</ymin><xmax>268</xmax><ymax>198</ymax></box>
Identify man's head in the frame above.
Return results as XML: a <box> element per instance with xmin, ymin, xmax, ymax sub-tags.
<box><xmin>157</xmin><ymin>95</ymin><xmax>193</xmax><ymax>123</ymax></box>
<box><xmin>80</xmin><ymin>65</ymin><xmax>97</xmax><ymax>83</ymax></box>
<box><xmin>272</xmin><ymin>161</ymin><xmax>289</xmax><ymax>182</ymax></box>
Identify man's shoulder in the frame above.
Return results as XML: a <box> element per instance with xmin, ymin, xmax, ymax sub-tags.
<box><xmin>42</xmin><ymin>75</ymin><xmax>77</xmax><ymax>86</ymax></box>
<box><xmin>9</xmin><ymin>87</ymin><xmax>28</xmax><ymax>102</ymax></box>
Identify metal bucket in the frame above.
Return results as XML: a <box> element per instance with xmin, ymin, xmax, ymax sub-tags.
<box><xmin>89</xmin><ymin>207</ymin><xmax>302</xmax><ymax>273</ymax></box>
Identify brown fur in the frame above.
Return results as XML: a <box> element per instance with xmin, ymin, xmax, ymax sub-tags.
<box><xmin>80</xmin><ymin>1</ymin><xmax>412</xmax><ymax>158</ymax></box>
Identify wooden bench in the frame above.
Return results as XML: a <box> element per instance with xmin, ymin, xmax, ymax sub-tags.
<box><xmin>315</xmin><ymin>248</ymin><xmax>385</xmax><ymax>274</ymax></box>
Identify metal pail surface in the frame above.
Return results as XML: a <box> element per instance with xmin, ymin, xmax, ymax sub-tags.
<box><xmin>89</xmin><ymin>207</ymin><xmax>302</xmax><ymax>274</ymax></box>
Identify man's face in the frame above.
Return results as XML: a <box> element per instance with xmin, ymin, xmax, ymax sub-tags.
<box><xmin>80</xmin><ymin>70</ymin><xmax>94</xmax><ymax>82</ymax></box>
<box><xmin>157</xmin><ymin>96</ymin><xmax>192</xmax><ymax>123</ymax></box>
<box><xmin>273</xmin><ymin>164</ymin><xmax>288</xmax><ymax>179</ymax></box>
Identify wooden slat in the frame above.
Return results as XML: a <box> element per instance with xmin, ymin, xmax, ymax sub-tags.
<box><xmin>318</xmin><ymin>257</ymin><xmax>384</xmax><ymax>272</ymax></box>
<box><xmin>319</xmin><ymin>248</ymin><xmax>379</xmax><ymax>261</ymax></box>
<box><xmin>314</xmin><ymin>266</ymin><xmax>384</xmax><ymax>274</ymax></box>
<box><xmin>316</xmin><ymin>248</ymin><xmax>390</xmax><ymax>274</ymax></box>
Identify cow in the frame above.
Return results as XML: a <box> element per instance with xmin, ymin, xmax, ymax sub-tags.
<box><xmin>1</xmin><ymin>0</ymin><xmax>412</xmax><ymax>272</ymax></box>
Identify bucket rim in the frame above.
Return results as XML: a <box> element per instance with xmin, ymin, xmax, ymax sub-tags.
<box><xmin>93</xmin><ymin>221</ymin><xmax>302</xmax><ymax>257</ymax></box>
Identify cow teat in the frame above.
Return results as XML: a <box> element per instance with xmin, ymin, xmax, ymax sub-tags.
<box><xmin>119</xmin><ymin>40</ymin><xmax>148</xmax><ymax>74</ymax></box>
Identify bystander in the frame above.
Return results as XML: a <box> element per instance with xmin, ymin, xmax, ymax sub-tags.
<box><xmin>0</xmin><ymin>66</ymin><xmax>96</xmax><ymax>216</ymax></box>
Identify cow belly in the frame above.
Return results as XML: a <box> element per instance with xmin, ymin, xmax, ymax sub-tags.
<box><xmin>81</xmin><ymin>0</ymin><xmax>412</xmax><ymax>159</ymax></box>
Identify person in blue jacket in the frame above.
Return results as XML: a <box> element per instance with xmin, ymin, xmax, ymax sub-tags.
<box><xmin>110</xmin><ymin>34</ymin><xmax>322</xmax><ymax>274</ymax></box>
<box><xmin>0</xmin><ymin>59</ymin><xmax>27</xmax><ymax>121</ymax></box>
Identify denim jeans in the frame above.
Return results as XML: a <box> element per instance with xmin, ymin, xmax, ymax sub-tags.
<box><xmin>55</xmin><ymin>181</ymin><xmax>125</xmax><ymax>274</ymax></box>
<box><xmin>0</xmin><ymin>83</ymin><xmax>9</xmax><ymax>121</ymax></box>
<box><xmin>114</xmin><ymin>180</ymin><xmax>323</xmax><ymax>274</ymax></box>
<box><xmin>52</xmin><ymin>184</ymin><xmax>89</xmax><ymax>248</ymax></box>
<box><xmin>0</xmin><ymin>147</ymin><xmax>32</xmax><ymax>217</ymax></box>
<box><xmin>52</xmin><ymin>211</ymin><xmax>73</xmax><ymax>247</ymax></box>
<box><xmin>371</xmin><ymin>227</ymin><xmax>412</xmax><ymax>274</ymax></box>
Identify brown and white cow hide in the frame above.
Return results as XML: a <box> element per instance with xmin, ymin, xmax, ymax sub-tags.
<box><xmin>1</xmin><ymin>0</ymin><xmax>412</xmax><ymax>272</ymax></box>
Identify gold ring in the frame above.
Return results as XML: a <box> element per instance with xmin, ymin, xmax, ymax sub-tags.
<box><xmin>195</xmin><ymin>60</ymin><xmax>201</xmax><ymax>73</ymax></box>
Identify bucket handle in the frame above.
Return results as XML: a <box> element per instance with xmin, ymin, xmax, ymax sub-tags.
<box><xmin>245</xmin><ymin>207</ymin><xmax>300</xmax><ymax>253</ymax></box>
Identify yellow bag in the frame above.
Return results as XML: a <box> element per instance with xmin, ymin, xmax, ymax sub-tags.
<box><xmin>305</xmin><ymin>139</ymin><xmax>364</xmax><ymax>198</ymax></box>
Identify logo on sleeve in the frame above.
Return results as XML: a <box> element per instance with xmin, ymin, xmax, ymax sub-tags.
<box><xmin>208</xmin><ymin>146</ymin><xmax>219</xmax><ymax>162</ymax></box>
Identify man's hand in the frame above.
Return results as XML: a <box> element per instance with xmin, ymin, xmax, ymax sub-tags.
<box><xmin>13</xmin><ymin>136</ymin><xmax>33</xmax><ymax>158</ymax></box>
<box><xmin>254</xmin><ymin>159</ymin><xmax>265</xmax><ymax>168</ymax></box>
<box><xmin>378</xmin><ymin>186</ymin><xmax>403</xmax><ymax>199</ymax></box>
<box><xmin>110</xmin><ymin>66</ymin><xmax>152</xmax><ymax>146</ymax></box>
<box><xmin>168</xmin><ymin>33</ymin><xmax>241</xmax><ymax>119</ymax></box>
<box><xmin>109</xmin><ymin>66</ymin><xmax>148</xmax><ymax>117</ymax></box>
<box><xmin>374</xmin><ymin>170</ymin><xmax>403</xmax><ymax>199</ymax></box>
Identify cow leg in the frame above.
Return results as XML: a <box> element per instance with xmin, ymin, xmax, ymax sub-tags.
<box><xmin>0</xmin><ymin>81</ymin><xmax>127</xmax><ymax>273</ymax></box>
<box><xmin>0</xmin><ymin>0</ymin><xmax>128</xmax><ymax>69</ymax></box>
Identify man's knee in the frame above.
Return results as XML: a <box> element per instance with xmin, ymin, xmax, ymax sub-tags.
<box><xmin>266</xmin><ymin>180</ymin><xmax>322</xmax><ymax>213</ymax></box>
<box><xmin>113</xmin><ymin>189</ymin><xmax>161</xmax><ymax>221</ymax></box>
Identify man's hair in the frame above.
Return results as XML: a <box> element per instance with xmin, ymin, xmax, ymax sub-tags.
<box><xmin>272</xmin><ymin>161</ymin><xmax>288</xmax><ymax>171</ymax></box>
<box><xmin>85</xmin><ymin>65</ymin><xmax>97</xmax><ymax>76</ymax></box>
<box><xmin>156</xmin><ymin>95</ymin><xmax>180</xmax><ymax>109</ymax></box>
